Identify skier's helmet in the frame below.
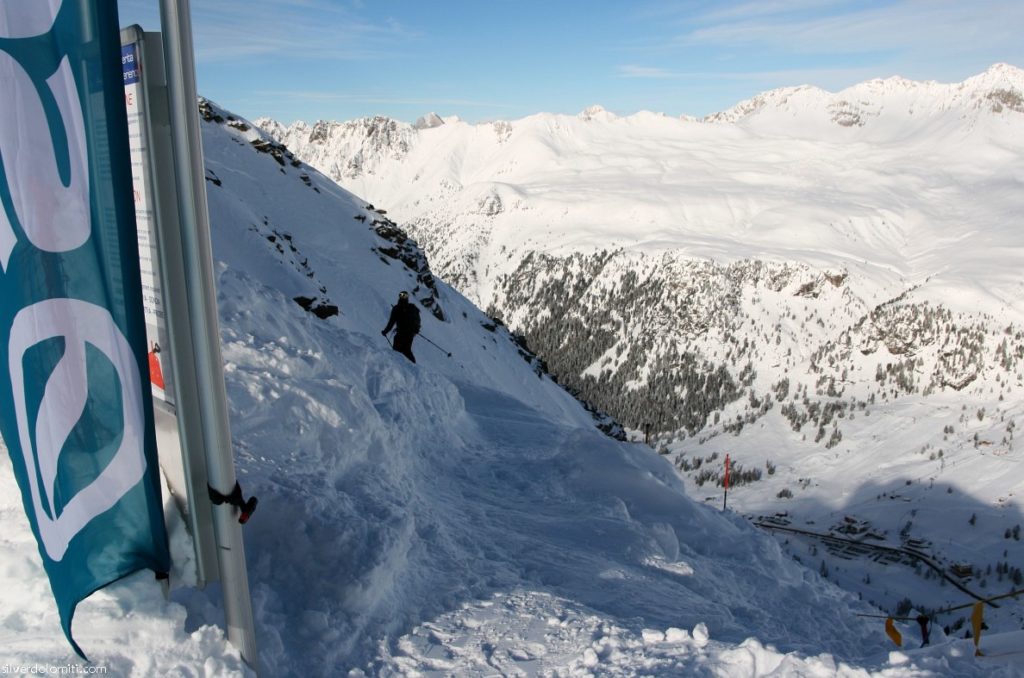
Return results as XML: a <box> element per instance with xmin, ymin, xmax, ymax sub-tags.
<box><xmin>398</xmin><ymin>291</ymin><xmax>409</xmax><ymax>301</ymax></box>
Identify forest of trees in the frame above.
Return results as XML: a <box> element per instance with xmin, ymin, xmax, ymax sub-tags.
<box><xmin>480</xmin><ymin>248</ymin><xmax>1024</xmax><ymax>449</ymax></box>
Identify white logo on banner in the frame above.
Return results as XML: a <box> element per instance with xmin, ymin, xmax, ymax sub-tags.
<box><xmin>0</xmin><ymin>2</ymin><xmax>147</xmax><ymax>562</ymax></box>
<box><xmin>9</xmin><ymin>299</ymin><xmax>147</xmax><ymax>561</ymax></box>
<box><xmin>0</xmin><ymin>0</ymin><xmax>89</xmax><ymax>272</ymax></box>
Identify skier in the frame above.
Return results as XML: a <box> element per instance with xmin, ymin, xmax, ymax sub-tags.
<box><xmin>381</xmin><ymin>291</ymin><xmax>421</xmax><ymax>363</ymax></box>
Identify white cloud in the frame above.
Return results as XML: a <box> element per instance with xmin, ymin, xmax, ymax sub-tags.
<box><xmin>680</xmin><ymin>0</ymin><xmax>1024</xmax><ymax>57</ymax></box>
<box><xmin>118</xmin><ymin>0</ymin><xmax>417</xmax><ymax>63</ymax></box>
<box><xmin>255</xmin><ymin>90</ymin><xmax>507</xmax><ymax>109</ymax></box>
<box><xmin>616</xmin><ymin>65</ymin><xmax>683</xmax><ymax>79</ymax></box>
<box><xmin>695</xmin><ymin>0</ymin><xmax>852</xmax><ymax>23</ymax></box>
<box><xmin>615</xmin><ymin>63</ymin><xmax>898</xmax><ymax>92</ymax></box>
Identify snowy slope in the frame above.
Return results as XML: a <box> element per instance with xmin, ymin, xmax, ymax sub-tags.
<box><xmin>5</xmin><ymin>99</ymin><xmax>1022</xmax><ymax>676</ymax></box>
<box><xmin>198</xmin><ymin>102</ymin><xmax>887</xmax><ymax>675</ymax></box>
<box><xmin>251</xmin><ymin>64</ymin><xmax>1024</xmax><ymax>667</ymax></box>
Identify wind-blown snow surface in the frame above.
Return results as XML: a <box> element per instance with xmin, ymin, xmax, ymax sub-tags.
<box><xmin>2</xmin><ymin>102</ymin><xmax>1022</xmax><ymax>676</ymax></box>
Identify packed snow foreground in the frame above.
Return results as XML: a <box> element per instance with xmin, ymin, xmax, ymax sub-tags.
<box><xmin>1</xmin><ymin>102</ymin><xmax>1021</xmax><ymax>677</ymax></box>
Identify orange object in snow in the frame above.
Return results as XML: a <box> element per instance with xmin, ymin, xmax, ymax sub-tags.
<box><xmin>885</xmin><ymin>617</ymin><xmax>902</xmax><ymax>647</ymax></box>
<box><xmin>972</xmin><ymin>602</ymin><xmax>984</xmax><ymax>656</ymax></box>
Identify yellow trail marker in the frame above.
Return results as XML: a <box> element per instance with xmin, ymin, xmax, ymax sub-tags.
<box><xmin>971</xmin><ymin>602</ymin><xmax>984</xmax><ymax>656</ymax></box>
<box><xmin>885</xmin><ymin>617</ymin><xmax>903</xmax><ymax>647</ymax></box>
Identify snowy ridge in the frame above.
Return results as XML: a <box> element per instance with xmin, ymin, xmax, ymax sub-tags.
<box><xmin>256</xmin><ymin>115</ymin><xmax>417</xmax><ymax>185</ymax></box>
<box><xmin>256</xmin><ymin>66</ymin><xmax>1024</xmax><ymax>309</ymax></box>
<box><xmin>705</xmin><ymin>63</ymin><xmax>1024</xmax><ymax>133</ymax></box>
<box><xmin>5</xmin><ymin>98</ymin><xmax>1020</xmax><ymax>676</ymax></box>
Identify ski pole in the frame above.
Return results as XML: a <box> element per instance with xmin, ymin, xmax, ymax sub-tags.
<box><xmin>418</xmin><ymin>332</ymin><xmax>452</xmax><ymax>357</ymax></box>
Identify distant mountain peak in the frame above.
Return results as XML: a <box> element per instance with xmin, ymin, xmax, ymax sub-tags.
<box><xmin>984</xmin><ymin>62</ymin><xmax>1023</xmax><ymax>76</ymax></box>
<box><xmin>963</xmin><ymin>62</ymin><xmax>1024</xmax><ymax>90</ymax></box>
<box><xmin>414</xmin><ymin>112</ymin><xmax>445</xmax><ymax>130</ymax></box>
<box><xmin>702</xmin><ymin>63</ymin><xmax>1024</xmax><ymax>130</ymax></box>
<box><xmin>579</xmin><ymin>104</ymin><xmax>616</xmax><ymax>121</ymax></box>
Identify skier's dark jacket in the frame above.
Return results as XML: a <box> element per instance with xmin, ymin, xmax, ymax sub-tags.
<box><xmin>384</xmin><ymin>298</ymin><xmax>421</xmax><ymax>336</ymax></box>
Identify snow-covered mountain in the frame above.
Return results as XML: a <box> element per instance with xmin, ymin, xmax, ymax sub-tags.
<box><xmin>255</xmin><ymin>62</ymin><xmax>1024</xmax><ymax>438</ymax></box>
<box><xmin>4</xmin><ymin>66</ymin><xmax>1024</xmax><ymax>672</ymax></box>
<box><xmin>252</xmin><ymin>64</ymin><xmax>1024</xmax><ymax>654</ymax></box>
<box><xmin>12</xmin><ymin>99</ymin><xmax>1016</xmax><ymax>676</ymax></box>
<box><xmin>707</xmin><ymin>63</ymin><xmax>1024</xmax><ymax>134</ymax></box>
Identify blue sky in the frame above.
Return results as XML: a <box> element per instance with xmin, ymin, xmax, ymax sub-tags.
<box><xmin>117</xmin><ymin>0</ymin><xmax>1024</xmax><ymax>124</ymax></box>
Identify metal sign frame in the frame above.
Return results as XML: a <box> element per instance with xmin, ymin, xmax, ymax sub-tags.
<box><xmin>121</xmin><ymin>23</ymin><xmax>219</xmax><ymax>588</ymax></box>
<box><xmin>121</xmin><ymin>14</ymin><xmax>258</xmax><ymax>670</ymax></box>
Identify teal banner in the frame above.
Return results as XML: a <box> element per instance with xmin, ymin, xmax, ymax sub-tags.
<box><xmin>0</xmin><ymin>1</ymin><xmax>170</xmax><ymax>659</ymax></box>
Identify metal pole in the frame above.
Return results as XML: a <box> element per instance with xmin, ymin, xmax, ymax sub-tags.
<box><xmin>157</xmin><ymin>0</ymin><xmax>259</xmax><ymax>669</ymax></box>
<box><xmin>418</xmin><ymin>332</ymin><xmax>452</xmax><ymax>357</ymax></box>
<box><xmin>723</xmin><ymin>454</ymin><xmax>730</xmax><ymax>511</ymax></box>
